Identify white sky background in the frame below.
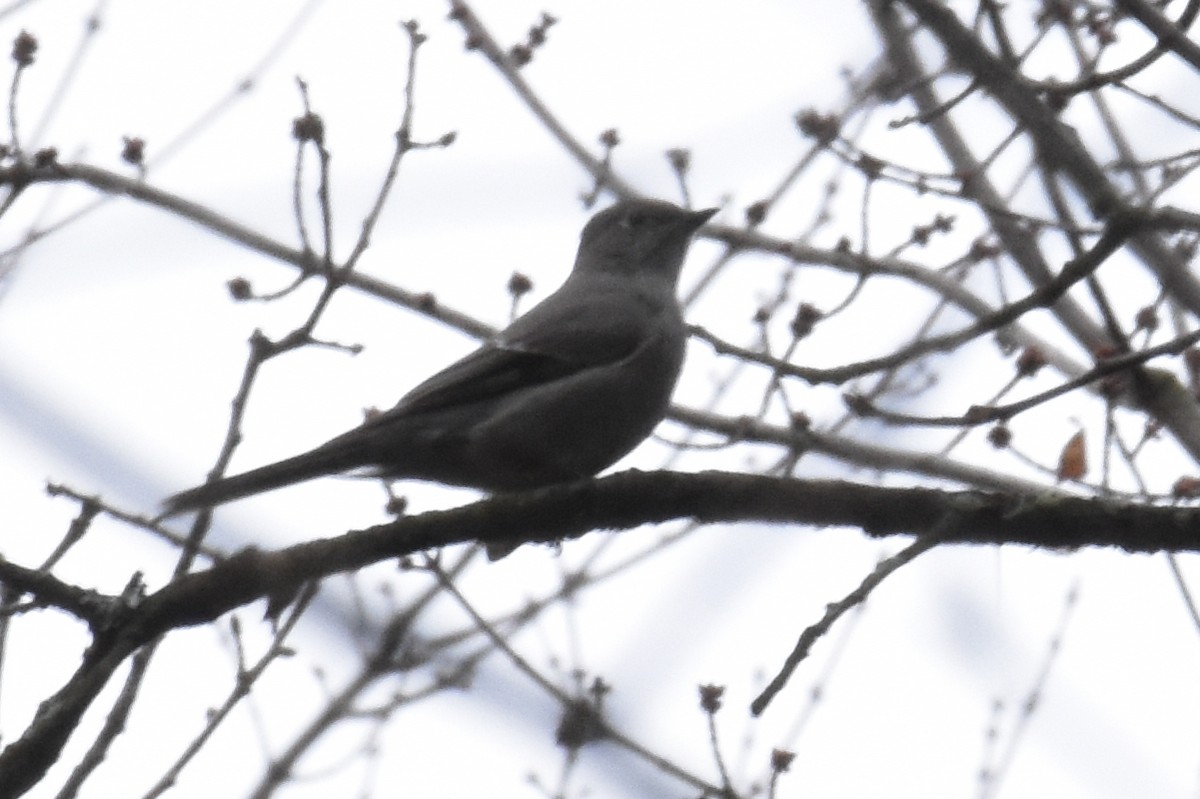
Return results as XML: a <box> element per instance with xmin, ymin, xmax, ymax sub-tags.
<box><xmin>1</xmin><ymin>1</ymin><xmax>1199</xmax><ymax>797</ymax></box>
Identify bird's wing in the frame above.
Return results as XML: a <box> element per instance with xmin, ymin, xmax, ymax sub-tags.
<box><xmin>394</xmin><ymin>343</ymin><xmax>579</xmax><ymax>415</ymax></box>
<box><xmin>388</xmin><ymin>282</ymin><xmax>650</xmax><ymax>417</ymax></box>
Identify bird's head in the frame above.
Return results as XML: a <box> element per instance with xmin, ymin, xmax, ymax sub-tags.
<box><xmin>574</xmin><ymin>199</ymin><xmax>717</xmax><ymax>283</ymax></box>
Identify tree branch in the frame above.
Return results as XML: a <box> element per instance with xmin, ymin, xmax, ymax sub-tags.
<box><xmin>2</xmin><ymin>469</ymin><xmax>1199</xmax><ymax>792</ymax></box>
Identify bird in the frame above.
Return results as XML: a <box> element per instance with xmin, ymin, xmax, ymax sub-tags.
<box><xmin>162</xmin><ymin>198</ymin><xmax>716</xmax><ymax>519</ymax></box>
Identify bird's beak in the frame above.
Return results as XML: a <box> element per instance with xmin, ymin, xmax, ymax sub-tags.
<box><xmin>687</xmin><ymin>207</ymin><xmax>719</xmax><ymax>231</ymax></box>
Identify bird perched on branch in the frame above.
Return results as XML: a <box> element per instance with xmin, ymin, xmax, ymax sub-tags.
<box><xmin>163</xmin><ymin>199</ymin><xmax>716</xmax><ymax>523</ymax></box>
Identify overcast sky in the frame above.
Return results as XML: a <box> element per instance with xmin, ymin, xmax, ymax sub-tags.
<box><xmin>1</xmin><ymin>2</ymin><xmax>1197</xmax><ymax>797</ymax></box>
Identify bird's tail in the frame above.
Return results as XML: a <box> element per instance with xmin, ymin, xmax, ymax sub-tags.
<box><xmin>161</xmin><ymin>445</ymin><xmax>364</xmax><ymax>517</ymax></box>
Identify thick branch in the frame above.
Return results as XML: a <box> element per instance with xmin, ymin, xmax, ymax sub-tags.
<box><xmin>2</xmin><ymin>469</ymin><xmax>1198</xmax><ymax>793</ymax></box>
<box><xmin>63</xmin><ymin>473</ymin><xmax>1200</xmax><ymax>639</ymax></box>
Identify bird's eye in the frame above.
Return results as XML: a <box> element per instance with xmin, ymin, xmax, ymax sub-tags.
<box><xmin>623</xmin><ymin>211</ymin><xmax>647</xmax><ymax>228</ymax></box>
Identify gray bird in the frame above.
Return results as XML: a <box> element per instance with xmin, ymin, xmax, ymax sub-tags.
<box><xmin>162</xmin><ymin>199</ymin><xmax>716</xmax><ymax>517</ymax></box>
